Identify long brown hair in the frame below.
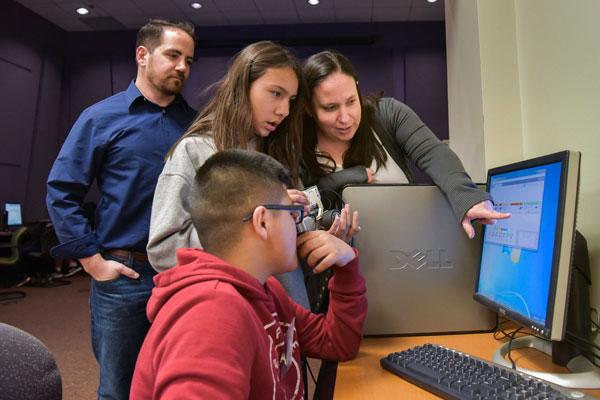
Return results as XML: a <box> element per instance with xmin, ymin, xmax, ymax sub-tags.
<box><xmin>168</xmin><ymin>41</ymin><xmax>305</xmax><ymax>184</ymax></box>
<box><xmin>301</xmin><ymin>50</ymin><xmax>387</xmax><ymax>179</ymax></box>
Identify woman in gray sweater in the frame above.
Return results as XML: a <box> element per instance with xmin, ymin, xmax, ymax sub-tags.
<box><xmin>300</xmin><ymin>50</ymin><xmax>511</xmax><ymax>315</ymax></box>
<box><xmin>300</xmin><ymin>50</ymin><xmax>510</xmax><ymax>239</ymax></box>
<box><xmin>147</xmin><ymin>41</ymin><xmax>312</xmax><ymax>306</ymax></box>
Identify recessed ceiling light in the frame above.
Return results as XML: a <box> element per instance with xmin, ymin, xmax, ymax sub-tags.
<box><xmin>76</xmin><ymin>7</ymin><xmax>89</xmax><ymax>15</ymax></box>
<box><xmin>308</xmin><ymin>0</ymin><xmax>319</xmax><ymax>5</ymax></box>
<box><xmin>190</xmin><ymin>2</ymin><xmax>202</xmax><ymax>9</ymax></box>
<box><xmin>426</xmin><ymin>0</ymin><xmax>438</xmax><ymax>3</ymax></box>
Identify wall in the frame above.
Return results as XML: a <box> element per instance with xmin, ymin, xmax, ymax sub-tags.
<box><xmin>514</xmin><ymin>0</ymin><xmax>600</xmax><ymax>347</ymax></box>
<box><xmin>444</xmin><ymin>0</ymin><xmax>486</xmax><ymax>183</ymax></box>
<box><xmin>2</xmin><ymin>2</ymin><xmax>450</xmax><ymax>223</ymax></box>
<box><xmin>446</xmin><ymin>0</ymin><xmax>600</xmax><ymax>349</ymax></box>
<box><xmin>0</xmin><ymin>0</ymin><xmax>65</xmax><ymax>223</ymax></box>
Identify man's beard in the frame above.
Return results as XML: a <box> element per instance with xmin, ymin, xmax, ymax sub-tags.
<box><xmin>159</xmin><ymin>76</ymin><xmax>184</xmax><ymax>96</ymax></box>
<box><xmin>149</xmin><ymin>73</ymin><xmax>185</xmax><ymax>96</ymax></box>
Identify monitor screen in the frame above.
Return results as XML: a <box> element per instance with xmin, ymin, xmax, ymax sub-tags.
<box><xmin>474</xmin><ymin>151</ymin><xmax>580</xmax><ymax>342</ymax></box>
<box><xmin>5</xmin><ymin>203</ymin><xmax>23</xmax><ymax>226</ymax></box>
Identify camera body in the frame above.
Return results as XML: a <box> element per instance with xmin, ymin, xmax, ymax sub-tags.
<box><xmin>296</xmin><ymin>186</ymin><xmax>340</xmax><ymax>234</ymax></box>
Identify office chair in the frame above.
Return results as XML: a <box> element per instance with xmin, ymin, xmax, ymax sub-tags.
<box><xmin>0</xmin><ymin>227</ymin><xmax>28</xmax><ymax>302</ymax></box>
<box><xmin>0</xmin><ymin>323</ymin><xmax>62</xmax><ymax>400</ymax></box>
<box><xmin>24</xmin><ymin>224</ymin><xmax>70</xmax><ymax>287</ymax></box>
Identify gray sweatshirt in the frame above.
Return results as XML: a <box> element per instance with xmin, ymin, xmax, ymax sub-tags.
<box><xmin>147</xmin><ymin>135</ymin><xmax>219</xmax><ymax>272</ymax></box>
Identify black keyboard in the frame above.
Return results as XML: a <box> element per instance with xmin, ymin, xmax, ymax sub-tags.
<box><xmin>381</xmin><ymin>344</ymin><xmax>597</xmax><ymax>400</ymax></box>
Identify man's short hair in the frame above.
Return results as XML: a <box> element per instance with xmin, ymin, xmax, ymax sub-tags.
<box><xmin>136</xmin><ymin>19</ymin><xmax>197</xmax><ymax>53</ymax></box>
<box><xmin>190</xmin><ymin>150</ymin><xmax>292</xmax><ymax>254</ymax></box>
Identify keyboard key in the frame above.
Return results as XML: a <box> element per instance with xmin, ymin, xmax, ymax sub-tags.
<box><xmin>406</xmin><ymin>362</ymin><xmax>446</xmax><ymax>382</ymax></box>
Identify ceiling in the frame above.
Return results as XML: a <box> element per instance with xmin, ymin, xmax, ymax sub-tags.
<box><xmin>13</xmin><ymin>0</ymin><xmax>445</xmax><ymax>32</ymax></box>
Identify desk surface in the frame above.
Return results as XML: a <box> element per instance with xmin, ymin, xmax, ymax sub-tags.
<box><xmin>334</xmin><ymin>332</ymin><xmax>600</xmax><ymax>399</ymax></box>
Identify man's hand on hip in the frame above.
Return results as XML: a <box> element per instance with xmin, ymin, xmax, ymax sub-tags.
<box><xmin>80</xmin><ymin>253</ymin><xmax>140</xmax><ymax>281</ymax></box>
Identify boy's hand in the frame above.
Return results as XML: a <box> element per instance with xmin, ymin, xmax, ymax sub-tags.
<box><xmin>287</xmin><ymin>189</ymin><xmax>310</xmax><ymax>206</ymax></box>
<box><xmin>297</xmin><ymin>230</ymin><xmax>356</xmax><ymax>274</ymax></box>
<box><xmin>287</xmin><ymin>188</ymin><xmax>311</xmax><ymax>216</ymax></box>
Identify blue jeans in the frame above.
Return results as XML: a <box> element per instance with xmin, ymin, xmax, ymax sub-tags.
<box><xmin>90</xmin><ymin>253</ymin><xmax>156</xmax><ymax>400</ymax></box>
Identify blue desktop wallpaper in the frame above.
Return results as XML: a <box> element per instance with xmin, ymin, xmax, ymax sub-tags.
<box><xmin>477</xmin><ymin>162</ymin><xmax>562</xmax><ymax>326</ymax></box>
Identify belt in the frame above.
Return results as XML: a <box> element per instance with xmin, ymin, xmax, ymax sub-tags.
<box><xmin>103</xmin><ymin>249</ymin><xmax>149</xmax><ymax>263</ymax></box>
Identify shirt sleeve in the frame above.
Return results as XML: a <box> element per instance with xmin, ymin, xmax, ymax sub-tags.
<box><xmin>46</xmin><ymin>108</ymin><xmax>103</xmax><ymax>259</ymax></box>
<box><xmin>376</xmin><ymin>97</ymin><xmax>492</xmax><ymax>221</ymax></box>
<box><xmin>147</xmin><ymin>138</ymin><xmax>212</xmax><ymax>272</ymax></box>
<box><xmin>294</xmin><ymin>250</ymin><xmax>367</xmax><ymax>361</ymax></box>
<box><xmin>314</xmin><ymin>165</ymin><xmax>369</xmax><ymax>193</ymax></box>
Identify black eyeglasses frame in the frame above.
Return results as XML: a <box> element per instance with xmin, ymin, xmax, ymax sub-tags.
<box><xmin>242</xmin><ymin>204</ymin><xmax>305</xmax><ymax>223</ymax></box>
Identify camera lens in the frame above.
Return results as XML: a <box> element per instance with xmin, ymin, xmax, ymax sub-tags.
<box><xmin>321</xmin><ymin>209</ymin><xmax>341</xmax><ymax>230</ymax></box>
<box><xmin>297</xmin><ymin>216</ymin><xmax>317</xmax><ymax>234</ymax></box>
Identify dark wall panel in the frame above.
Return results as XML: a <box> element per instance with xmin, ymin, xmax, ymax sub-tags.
<box><xmin>405</xmin><ymin>49</ymin><xmax>449</xmax><ymax>141</ymax></box>
<box><xmin>404</xmin><ymin>48</ymin><xmax>449</xmax><ymax>184</ymax></box>
<box><xmin>0</xmin><ymin>54</ymin><xmax>40</xmax><ymax>215</ymax></box>
<box><xmin>64</xmin><ymin>58</ymin><xmax>113</xmax><ymax>128</ymax></box>
<box><xmin>110</xmin><ymin>53</ymin><xmax>137</xmax><ymax>95</ymax></box>
<box><xmin>25</xmin><ymin>48</ymin><xmax>64</xmax><ymax>220</ymax></box>
<box><xmin>182</xmin><ymin>55</ymin><xmax>231</xmax><ymax>112</ymax></box>
<box><xmin>0</xmin><ymin>58</ymin><xmax>37</xmax><ymax>167</ymax></box>
<box><xmin>1</xmin><ymin>0</ymin><xmax>65</xmax><ymax>222</ymax></box>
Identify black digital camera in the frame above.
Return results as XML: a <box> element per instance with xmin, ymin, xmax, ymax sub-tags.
<box><xmin>296</xmin><ymin>186</ymin><xmax>341</xmax><ymax>234</ymax></box>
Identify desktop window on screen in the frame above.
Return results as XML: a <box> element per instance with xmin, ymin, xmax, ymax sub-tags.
<box><xmin>5</xmin><ymin>203</ymin><xmax>23</xmax><ymax>226</ymax></box>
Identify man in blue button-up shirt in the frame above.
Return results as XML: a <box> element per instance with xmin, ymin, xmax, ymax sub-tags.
<box><xmin>46</xmin><ymin>19</ymin><xmax>197</xmax><ymax>400</ymax></box>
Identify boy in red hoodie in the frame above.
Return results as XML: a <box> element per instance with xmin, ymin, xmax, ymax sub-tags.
<box><xmin>130</xmin><ymin>149</ymin><xmax>367</xmax><ymax>399</ymax></box>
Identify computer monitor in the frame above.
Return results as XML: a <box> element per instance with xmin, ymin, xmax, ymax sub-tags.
<box><xmin>5</xmin><ymin>203</ymin><xmax>23</xmax><ymax>226</ymax></box>
<box><xmin>473</xmin><ymin>150</ymin><xmax>600</xmax><ymax>388</ymax></box>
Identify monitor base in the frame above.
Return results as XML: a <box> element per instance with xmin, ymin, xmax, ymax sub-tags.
<box><xmin>492</xmin><ymin>336</ymin><xmax>600</xmax><ymax>389</ymax></box>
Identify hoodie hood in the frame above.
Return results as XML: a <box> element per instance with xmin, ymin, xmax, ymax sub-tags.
<box><xmin>147</xmin><ymin>248</ymin><xmax>270</xmax><ymax>322</ymax></box>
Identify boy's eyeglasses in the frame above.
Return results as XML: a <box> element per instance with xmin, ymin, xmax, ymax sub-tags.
<box><xmin>242</xmin><ymin>204</ymin><xmax>305</xmax><ymax>224</ymax></box>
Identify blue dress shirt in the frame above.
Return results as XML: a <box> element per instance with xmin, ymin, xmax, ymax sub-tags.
<box><xmin>46</xmin><ymin>81</ymin><xmax>197</xmax><ymax>259</ymax></box>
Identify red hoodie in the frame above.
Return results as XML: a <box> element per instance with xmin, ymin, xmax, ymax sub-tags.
<box><xmin>130</xmin><ymin>248</ymin><xmax>366</xmax><ymax>400</ymax></box>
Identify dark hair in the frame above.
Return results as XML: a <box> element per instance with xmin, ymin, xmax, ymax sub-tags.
<box><xmin>168</xmin><ymin>41</ymin><xmax>305</xmax><ymax>186</ymax></box>
<box><xmin>301</xmin><ymin>50</ymin><xmax>387</xmax><ymax>179</ymax></box>
<box><xmin>190</xmin><ymin>149</ymin><xmax>291</xmax><ymax>254</ymax></box>
<box><xmin>136</xmin><ymin>19</ymin><xmax>197</xmax><ymax>53</ymax></box>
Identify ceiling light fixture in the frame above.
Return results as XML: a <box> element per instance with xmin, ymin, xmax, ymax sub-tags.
<box><xmin>426</xmin><ymin>0</ymin><xmax>438</xmax><ymax>3</ymax></box>
<box><xmin>308</xmin><ymin>0</ymin><xmax>319</xmax><ymax>5</ymax></box>
<box><xmin>76</xmin><ymin>7</ymin><xmax>89</xmax><ymax>15</ymax></box>
<box><xmin>190</xmin><ymin>2</ymin><xmax>202</xmax><ymax>9</ymax></box>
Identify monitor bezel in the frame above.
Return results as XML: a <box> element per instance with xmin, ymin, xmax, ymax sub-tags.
<box><xmin>473</xmin><ymin>150</ymin><xmax>580</xmax><ymax>341</ymax></box>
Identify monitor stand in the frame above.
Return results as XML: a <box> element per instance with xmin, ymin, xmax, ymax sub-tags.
<box><xmin>492</xmin><ymin>336</ymin><xmax>600</xmax><ymax>389</ymax></box>
<box><xmin>493</xmin><ymin>232</ymin><xmax>600</xmax><ymax>389</ymax></box>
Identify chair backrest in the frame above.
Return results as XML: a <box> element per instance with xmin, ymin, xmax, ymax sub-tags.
<box><xmin>39</xmin><ymin>225</ymin><xmax>59</xmax><ymax>256</ymax></box>
<box><xmin>0</xmin><ymin>227</ymin><xmax>28</xmax><ymax>265</ymax></box>
<box><xmin>0</xmin><ymin>323</ymin><xmax>62</xmax><ymax>399</ymax></box>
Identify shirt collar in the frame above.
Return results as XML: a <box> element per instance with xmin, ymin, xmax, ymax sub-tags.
<box><xmin>125</xmin><ymin>80</ymin><xmax>191</xmax><ymax>111</ymax></box>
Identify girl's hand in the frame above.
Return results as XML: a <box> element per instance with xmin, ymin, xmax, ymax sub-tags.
<box><xmin>327</xmin><ymin>204</ymin><xmax>360</xmax><ymax>243</ymax></box>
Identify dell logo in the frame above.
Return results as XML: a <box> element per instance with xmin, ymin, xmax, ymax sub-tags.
<box><xmin>389</xmin><ymin>249</ymin><xmax>454</xmax><ymax>270</ymax></box>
